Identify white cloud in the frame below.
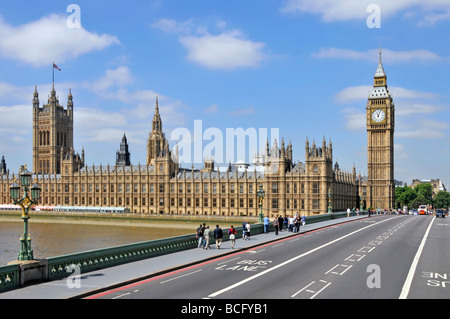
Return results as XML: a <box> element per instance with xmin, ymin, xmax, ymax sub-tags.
<box><xmin>312</xmin><ymin>48</ymin><xmax>442</xmax><ymax>63</ymax></box>
<box><xmin>153</xmin><ymin>18</ymin><xmax>267</xmax><ymax>70</ymax></box>
<box><xmin>86</xmin><ymin>66</ymin><xmax>134</xmax><ymax>93</ymax></box>
<box><xmin>152</xmin><ymin>18</ymin><xmax>194</xmax><ymax>34</ymax></box>
<box><xmin>179</xmin><ymin>31</ymin><xmax>266</xmax><ymax>70</ymax></box>
<box><xmin>229</xmin><ymin>106</ymin><xmax>256</xmax><ymax>116</ymax></box>
<box><xmin>334</xmin><ymin>85</ymin><xmax>439</xmax><ymax>104</ymax></box>
<box><xmin>206</xmin><ymin>104</ymin><xmax>219</xmax><ymax>113</ymax></box>
<box><xmin>340</xmin><ymin>108</ymin><xmax>365</xmax><ymax>131</ymax></box>
<box><xmin>0</xmin><ymin>14</ymin><xmax>119</xmax><ymax>67</ymax></box>
<box><xmin>280</xmin><ymin>0</ymin><xmax>450</xmax><ymax>25</ymax></box>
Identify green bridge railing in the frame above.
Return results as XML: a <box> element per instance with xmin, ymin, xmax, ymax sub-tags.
<box><xmin>0</xmin><ymin>264</ymin><xmax>20</xmax><ymax>293</ymax></box>
<box><xmin>1</xmin><ymin>211</ymin><xmax>365</xmax><ymax>292</ymax></box>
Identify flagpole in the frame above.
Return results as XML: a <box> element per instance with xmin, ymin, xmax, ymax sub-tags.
<box><xmin>52</xmin><ymin>62</ymin><xmax>55</xmax><ymax>85</ymax></box>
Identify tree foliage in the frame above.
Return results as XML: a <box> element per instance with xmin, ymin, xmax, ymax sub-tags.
<box><xmin>395</xmin><ymin>183</ymin><xmax>449</xmax><ymax>209</ymax></box>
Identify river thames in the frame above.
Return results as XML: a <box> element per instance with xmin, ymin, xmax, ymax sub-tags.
<box><xmin>0</xmin><ymin>215</ymin><xmax>205</xmax><ymax>265</ymax></box>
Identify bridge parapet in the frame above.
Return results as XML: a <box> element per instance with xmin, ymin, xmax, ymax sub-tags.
<box><xmin>1</xmin><ymin>211</ymin><xmax>360</xmax><ymax>292</ymax></box>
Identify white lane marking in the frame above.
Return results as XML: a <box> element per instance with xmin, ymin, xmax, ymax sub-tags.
<box><xmin>345</xmin><ymin>253</ymin><xmax>366</xmax><ymax>262</ymax></box>
<box><xmin>208</xmin><ymin>218</ymin><xmax>392</xmax><ymax>298</ymax></box>
<box><xmin>399</xmin><ymin>216</ymin><xmax>435</xmax><ymax>299</ymax></box>
<box><xmin>112</xmin><ymin>292</ymin><xmax>130</xmax><ymax>299</ymax></box>
<box><xmin>159</xmin><ymin>269</ymin><xmax>202</xmax><ymax>284</ymax></box>
<box><xmin>325</xmin><ymin>264</ymin><xmax>353</xmax><ymax>276</ymax></box>
<box><xmin>291</xmin><ymin>281</ymin><xmax>316</xmax><ymax>298</ymax></box>
<box><xmin>310</xmin><ymin>281</ymin><xmax>332</xmax><ymax>299</ymax></box>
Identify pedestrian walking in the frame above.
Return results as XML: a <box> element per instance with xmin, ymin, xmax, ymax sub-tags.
<box><xmin>283</xmin><ymin>216</ymin><xmax>288</xmax><ymax>230</ymax></box>
<box><xmin>278</xmin><ymin>215</ymin><xmax>284</xmax><ymax>232</ymax></box>
<box><xmin>263</xmin><ymin>216</ymin><xmax>270</xmax><ymax>234</ymax></box>
<box><xmin>228</xmin><ymin>225</ymin><xmax>237</xmax><ymax>249</ymax></box>
<box><xmin>301</xmin><ymin>214</ymin><xmax>306</xmax><ymax>227</ymax></box>
<box><xmin>203</xmin><ymin>226</ymin><xmax>211</xmax><ymax>249</ymax></box>
<box><xmin>288</xmin><ymin>215</ymin><xmax>294</xmax><ymax>232</ymax></box>
<box><xmin>196</xmin><ymin>223</ymin><xmax>205</xmax><ymax>248</ymax></box>
<box><xmin>294</xmin><ymin>215</ymin><xmax>300</xmax><ymax>233</ymax></box>
<box><xmin>245</xmin><ymin>222</ymin><xmax>251</xmax><ymax>239</ymax></box>
<box><xmin>242</xmin><ymin>220</ymin><xmax>248</xmax><ymax>240</ymax></box>
<box><xmin>273</xmin><ymin>217</ymin><xmax>279</xmax><ymax>235</ymax></box>
<box><xmin>214</xmin><ymin>224</ymin><xmax>223</xmax><ymax>249</ymax></box>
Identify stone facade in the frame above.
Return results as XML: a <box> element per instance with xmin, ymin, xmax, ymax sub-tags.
<box><xmin>2</xmin><ymin>64</ymin><xmax>398</xmax><ymax>216</ymax></box>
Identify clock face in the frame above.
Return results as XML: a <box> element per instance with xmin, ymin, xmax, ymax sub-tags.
<box><xmin>372</xmin><ymin>109</ymin><xmax>385</xmax><ymax>123</ymax></box>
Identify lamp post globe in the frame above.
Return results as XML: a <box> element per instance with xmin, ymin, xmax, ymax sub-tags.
<box><xmin>10</xmin><ymin>164</ymin><xmax>40</xmax><ymax>261</ymax></box>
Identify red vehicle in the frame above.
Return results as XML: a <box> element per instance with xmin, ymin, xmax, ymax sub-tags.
<box><xmin>418</xmin><ymin>205</ymin><xmax>428</xmax><ymax>215</ymax></box>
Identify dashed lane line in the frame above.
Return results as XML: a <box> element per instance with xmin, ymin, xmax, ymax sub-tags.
<box><xmin>207</xmin><ymin>217</ymin><xmax>393</xmax><ymax>298</ymax></box>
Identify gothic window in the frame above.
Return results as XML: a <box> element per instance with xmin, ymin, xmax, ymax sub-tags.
<box><xmin>313</xmin><ymin>199</ymin><xmax>320</xmax><ymax>210</ymax></box>
<box><xmin>272</xmin><ymin>199</ymin><xmax>278</xmax><ymax>209</ymax></box>
<box><xmin>312</xmin><ymin>182</ymin><xmax>319</xmax><ymax>194</ymax></box>
<box><xmin>272</xmin><ymin>182</ymin><xmax>278</xmax><ymax>194</ymax></box>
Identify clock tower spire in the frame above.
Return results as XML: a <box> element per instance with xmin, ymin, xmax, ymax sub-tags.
<box><xmin>366</xmin><ymin>48</ymin><xmax>395</xmax><ymax>210</ymax></box>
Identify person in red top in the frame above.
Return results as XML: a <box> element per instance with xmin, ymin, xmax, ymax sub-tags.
<box><xmin>228</xmin><ymin>226</ymin><xmax>237</xmax><ymax>249</ymax></box>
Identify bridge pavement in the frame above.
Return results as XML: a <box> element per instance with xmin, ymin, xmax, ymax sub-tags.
<box><xmin>0</xmin><ymin>215</ymin><xmax>368</xmax><ymax>299</ymax></box>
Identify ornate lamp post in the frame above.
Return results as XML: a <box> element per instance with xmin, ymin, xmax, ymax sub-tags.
<box><xmin>10</xmin><ymin>165</ymin><xmax>41</xmax><ymax>261</ymax></box>
<box><xmin>257</xmin><ymin>184</ymin><xmax>265</xmax><ymax>223</ymax></box>
<box><xmin>328</xmin><ymin>187</ymin><xmax>334</xmax><ymax>219</ymax></box>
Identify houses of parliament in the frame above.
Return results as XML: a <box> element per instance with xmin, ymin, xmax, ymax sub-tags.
<box><xmin>0</xmin><ymin>54</ymin><xmax>395</xmax><ymax>217</ymax></box>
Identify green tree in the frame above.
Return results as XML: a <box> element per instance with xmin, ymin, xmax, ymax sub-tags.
<box><xmin>395</xmin><ymin>185</ymin><xmax>417</xmax><ymax>208</ymax></box>
<box><xmin>413</xmin><ymin>183</ymin><xmax>433</xmax><ymax>205</ymax></box>
<box><xmin>434</xmin><ymin>191</ymin><xmax>450</xmax><ymax>209</ymax></box>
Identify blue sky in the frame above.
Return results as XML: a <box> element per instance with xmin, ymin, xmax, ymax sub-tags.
<box><xmin>0</xmin><ymin>0</ymin><xmax>449</xmax><ymax>188</ymax></box>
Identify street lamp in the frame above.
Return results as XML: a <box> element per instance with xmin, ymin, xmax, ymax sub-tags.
<box><xmin>257</xmin><ymin>184</ymin><xmax>265</xmax><ymax>223</ymax></box>
<box><xmin>9</xmin><ymin>165</ymin><xmax>41</xmax><ymax>261</ymax></box>
<box><xmin>328</xmin><ymin>187</ymin><xmax>334</xmax><ymax>219</ymax></box>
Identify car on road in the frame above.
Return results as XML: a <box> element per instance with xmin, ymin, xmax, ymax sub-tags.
<box><xmin>436</xmin><ymin>209</ymin><xmax>446</xmax><ymax>218</ymax></box>
<box><xmin>418</xmin><ymin>205</ymin><xmax>428</xmax><ymax>215</ymax></box>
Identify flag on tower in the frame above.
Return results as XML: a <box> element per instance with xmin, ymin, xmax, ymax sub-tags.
<box><xmin>53</xmin><ymin>63</ymin><xmax>61</xmax><ymax>71</ymax></box>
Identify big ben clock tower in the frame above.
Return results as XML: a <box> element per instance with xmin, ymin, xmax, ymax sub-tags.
<box><xmin>367</xmin><ymin>50</ymin><xmax>395</xmax><ymax>210</ymax></box>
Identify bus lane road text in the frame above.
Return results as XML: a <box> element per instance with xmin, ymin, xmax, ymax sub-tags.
<box><xmin>215</xmin><ymin>259</ymin><xmax>272</xmax><ymax>272</ymax></box>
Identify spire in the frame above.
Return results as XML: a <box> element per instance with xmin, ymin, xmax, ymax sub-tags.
<box><xmin>152</xmin><ymin>96</ymin><xmax>162</xmax><ymax>132</ymax></box>
<box><xmin>33</xmin><ymin>85</ymin><xmax>39</xmax><ymax>107</ymax></box>
<box><xmin>374</xmin><ymin>47</ymin><xmax>386</xmax><ymax>78</ymax></box>
<box><xmin>369</xmin><ymin>47</ymin><xmax>390</xmax><ymax>98</ymax></box>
